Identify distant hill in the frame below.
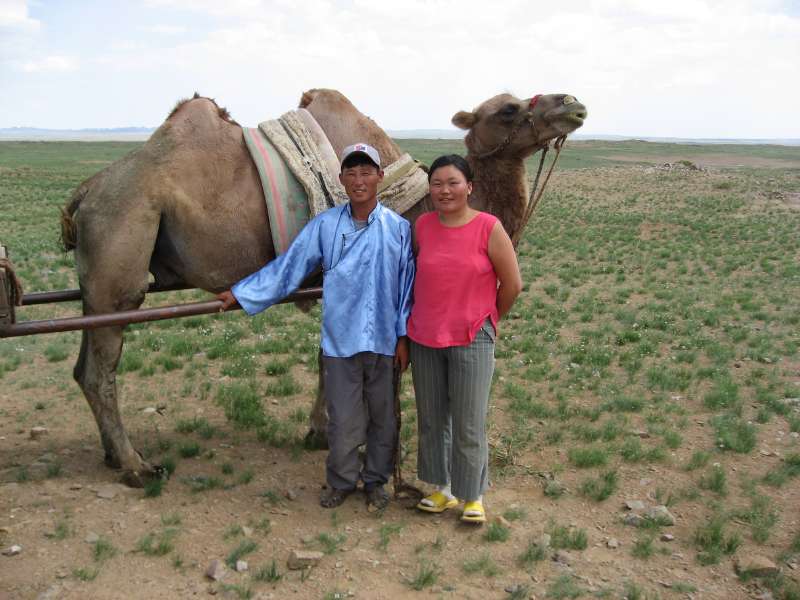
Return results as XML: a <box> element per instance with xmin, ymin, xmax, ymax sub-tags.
<box><xmin>0</xmin><ymin>127</ymin><xmax>155</xmax><ymax>141</ymax></box>
<box><xmin>1</xmin><ymin>127</ymin><xmax>798</xmax><ymax>146</ymax></box>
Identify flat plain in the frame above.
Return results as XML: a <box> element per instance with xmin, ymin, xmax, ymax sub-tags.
<box><xmin>1</xmin><ymin>139</ymin><xmax>799</xmax><ymax>599</ymax></box>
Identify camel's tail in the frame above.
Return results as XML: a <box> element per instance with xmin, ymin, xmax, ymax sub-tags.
<box><xmin>60</xmin><ymin>182</ymin><xmax>90</xmax><ymax>252</ymax></box>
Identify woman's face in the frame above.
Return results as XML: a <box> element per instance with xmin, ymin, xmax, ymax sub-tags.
<box><xmin>429</xmin><ymin>165</ymin><xmax>473</xmax><ymax>215</ymax></box>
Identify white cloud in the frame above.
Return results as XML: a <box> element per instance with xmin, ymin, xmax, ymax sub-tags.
<box><xmin>19</xmin><ymin>55</ymin><xmax>78</xmax><ymax>72</ymax></box>
<box><xmin>0</xmin><ymin>0</ymin><xmax>40</xmax><ymax>31</ymax></box>
<box><xmin>145</xmin><ymin>24</ymin><xmax>187</xmax><ymax>35</ymax></box>
<box><xmin>2</xmin><ymin>0</ymin><xmax>798</xmax><ymax>136</ymax></box>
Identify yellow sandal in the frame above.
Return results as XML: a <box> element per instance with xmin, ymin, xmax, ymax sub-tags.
<box><xmin>416</xmin><ymin>491</ymin><xmax>459</xmax><ymax>513</ymax></box>
<box><xmin>461</xmin><ymin>500</ymin><xmax>486</xmax><ymax>523</ymax></box>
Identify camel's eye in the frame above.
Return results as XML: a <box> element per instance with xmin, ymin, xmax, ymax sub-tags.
<box><xmin>499</xmin><ymin>104</ymin><xmax>518</xmax><ymax>117</ymax></box>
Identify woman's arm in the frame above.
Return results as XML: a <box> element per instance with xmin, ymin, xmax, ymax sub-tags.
<box><xmin>487</xmin><ymin>221</ymin><xmax>523</xmax><ymax>319</ymax></box>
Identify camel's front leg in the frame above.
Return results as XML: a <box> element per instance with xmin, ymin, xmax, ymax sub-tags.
<box><xmin>74</xmin><ymin>325</ymin><xmax>160</xmax><ymax>486</ymax></box>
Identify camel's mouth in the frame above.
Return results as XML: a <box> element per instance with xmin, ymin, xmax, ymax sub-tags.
<box><xmin>564</xmin><ymin>110</ymin><xmax>587</xmax><ymax>127</ymax></box>
<box><xmin>546</xmin><ymin>102</ymin><xmax>588</xmax><ymax>132</ymax></box>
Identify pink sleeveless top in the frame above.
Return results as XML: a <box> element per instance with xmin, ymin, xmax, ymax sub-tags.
<box><xmin>408</xmin><ymin>211</ymin><xmax>499</xmax><ymax>348</ymax></box>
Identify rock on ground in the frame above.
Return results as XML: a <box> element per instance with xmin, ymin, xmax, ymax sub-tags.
<box><xmin>287</xmin><ymin>549</ymin><xmax>324</xmax><ymax>570</ymax></box>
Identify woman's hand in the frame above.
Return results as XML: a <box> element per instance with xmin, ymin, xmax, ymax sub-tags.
<box><xmin>216</xmin><ymin>290</ymin><xmax>239</xmax><ymax>312</ymax></box>
<box><xmin>488</xmin><ymin>222</ymin><xmax>523</xmax><ymax>319</ymax></box>
<box><xmin>394</xmin><ymin>336</ymin><xmax>410</xmax><ymax>372</ymax></box>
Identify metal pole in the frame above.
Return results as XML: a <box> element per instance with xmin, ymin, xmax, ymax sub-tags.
<box><xmin>21</xmin><ymin>282</ymin><xmax>194</xmax><ymax>306</ymax></box>
<box><xmin>0</xmin><ymin>287</ymin><xmax>323</xmax><ymax>338</ymax></box>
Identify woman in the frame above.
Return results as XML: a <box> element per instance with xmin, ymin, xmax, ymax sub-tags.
<box><xmin>409</xmin><ymin>154</ymin><xmax>522</xmax><ymax>523</ymax></box>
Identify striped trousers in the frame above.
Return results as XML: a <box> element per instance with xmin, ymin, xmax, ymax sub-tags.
<box><xmin>410</xmin><ymin>322</ymin><xmax>496</xmax><ymax>501</ymax></box>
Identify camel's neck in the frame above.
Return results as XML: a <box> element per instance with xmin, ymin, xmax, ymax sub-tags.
<box><xmin>467</xmin><ymin>155</ymin><xmax>528</xmax><ymax>241</ymax></box>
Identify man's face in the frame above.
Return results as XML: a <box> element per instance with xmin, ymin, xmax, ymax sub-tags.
<box><xmin>339</xmin><ymin>162</ymin><xmax>383</xmax><ymax>208</ymax></box>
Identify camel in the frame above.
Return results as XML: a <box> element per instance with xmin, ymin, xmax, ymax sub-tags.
<box><xmin>60</xmin><ymin>89</ymin><xmax>586</xmax><ymax>485</ymax></box>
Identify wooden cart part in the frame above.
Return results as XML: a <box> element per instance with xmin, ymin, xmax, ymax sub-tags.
<box><xmin>0</xmin><ymin>245</ymin><xmax>15</xmax><ymax>326</ymax></box>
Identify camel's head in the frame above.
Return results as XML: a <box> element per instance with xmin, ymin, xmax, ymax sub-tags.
<box><xmin>453</xmin><ymin>93</ymin><xmax>587</xmax><ymax>159</ymax></box>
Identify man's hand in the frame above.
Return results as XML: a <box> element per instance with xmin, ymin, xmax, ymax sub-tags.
<box><xmin>216</xmin><ymin>290</ymin><xmax>239</xmax><ymax>312</ymax></box>
<box><xmin>394</xmin><ymin>336</ymin><xmax>409</xmax><ymax>372</ymax></box>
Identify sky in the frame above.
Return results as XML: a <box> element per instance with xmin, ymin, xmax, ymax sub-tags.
<box><xmin>1</xmin><ymin>0</ymin><xmax>799</xmax><ymax>138</ymax></box>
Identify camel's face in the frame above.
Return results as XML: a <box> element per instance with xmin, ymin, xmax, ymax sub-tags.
<box><xmin>452</xmin><ymin>93</ymin><xmax>587</xmax><ymax>158</ymax></box>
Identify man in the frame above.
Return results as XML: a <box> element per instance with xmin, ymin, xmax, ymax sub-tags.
<box><xmin>217</xmin><ymin>143</ymin><xmax>414</xmax><ymax>510</ymax></box>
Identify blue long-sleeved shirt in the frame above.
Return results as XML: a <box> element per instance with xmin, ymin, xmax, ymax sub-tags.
<box><xmin>232</xmin><ymin>202</ymin><xmax>415</xmax><ymax>358</ymax></box>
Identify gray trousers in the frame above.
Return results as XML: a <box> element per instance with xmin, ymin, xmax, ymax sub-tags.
<box><xmin>323</xmin><ymin>352</ymin><xmax>396</xmax><ymax>491</ymax></box>
<box><xmin>410</xmin><ymin>322</ymin><xmax>496</xmax><ymax>501</ymax></box>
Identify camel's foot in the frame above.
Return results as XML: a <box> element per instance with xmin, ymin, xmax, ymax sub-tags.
<box><xmin>119</xmin><ymin>464</ymin><xmax>168</xmax><ymax>488</ymax></box>
<box><xmin>304</xmin><ymin>428</ymin><xmax>329</xmax><ymax>450</ymax></box>
<box><xmin>104</xmin><ymin>451</ymin><xmax>122</xmax><ymax>470</ymax></box>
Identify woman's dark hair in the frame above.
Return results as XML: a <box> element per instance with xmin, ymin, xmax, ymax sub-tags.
<box><xmin>428</xmin><ymin>154</ymin><xmax>473</xmax><ymax>183</ymax></box>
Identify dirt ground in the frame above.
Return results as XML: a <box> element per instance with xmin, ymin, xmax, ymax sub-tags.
<box><xmin>2</xmin><ymin>162</ymin><xmax>800</xmax><ymax>600</ymax></box>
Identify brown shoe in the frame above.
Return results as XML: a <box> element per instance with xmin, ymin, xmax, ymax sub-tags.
<box><xmin>320</xmin><ymin>487</ymin><xmax>353</xmax><ymax>508</ymax></box>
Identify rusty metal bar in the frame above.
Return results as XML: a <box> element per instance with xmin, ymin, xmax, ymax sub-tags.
<box><xmin>0</xmin><ymin>287</ymin><xmax>323</xmax><ymax>338</ymax></box>
<box><xmin>21</xmin><ymin>282</ymin><xmax>194</xmax><ymax>306</ymax></box>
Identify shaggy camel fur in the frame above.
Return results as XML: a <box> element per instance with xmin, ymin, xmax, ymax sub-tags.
<box><xmin>61</xmin><ymin>89</ymin><xmax>586</xmax><ymax>485</ymax></box>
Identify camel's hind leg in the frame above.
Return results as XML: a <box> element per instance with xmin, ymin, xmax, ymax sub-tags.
<box><xmin>72</xmin><ymin>200</ymin><xmax>161</xmax><ymax>486</ymax></box>
<box><xmin>305</xmin><ymin>349</ymin><xmax>329</xmax><ymax>450</ymax></box>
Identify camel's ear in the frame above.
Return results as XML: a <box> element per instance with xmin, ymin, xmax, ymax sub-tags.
<box><xmin>451</xmin><ymin>110</ymin><xmax>476</xmax><ymax>130</ymax></box>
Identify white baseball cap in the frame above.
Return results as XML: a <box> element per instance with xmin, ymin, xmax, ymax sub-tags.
<box><xmin>340</xmin><ymin>143</ymin><xmax>381</xmax><ymax>169</ymax></box>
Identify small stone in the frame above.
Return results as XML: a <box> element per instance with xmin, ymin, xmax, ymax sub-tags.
<box><xmin>495</xmin><ymin>515</ymin><xmax>511</xmax><ymax>528</ymax></box>
<box><xmin>553</xmin><ymin>550</ymin><xmax>572</xmax><ymax>565</ymax></box>
<box><xmin>660</xmin><ymin>533</ymin><xmax>675</xmax><ymax>542</ymax></box>
<box><xmin>241</xmin><ymin>526</ymin><xmax>254</xmax><ymax>538</ymax></box>
<box><xmin>29</xmin><ymin>427</ymin><xmax>49</xmax><ymax>440</ymax></box>
<box><xmin>84</xmin><ymin>532</ymin><xmax>100</xmax><ymax>544</ymax></box>
<box><xmin>735</xmin><ymin>555</ymin><xmax>780</xmax><ymax>578</ymax></box>
<box><xmin>69</xmin><ymin>484</ymin><xmax>83</xmax><ymax>491</ymax></box>
<box><xmin>284</xmin><ymin>489</ymin><xmax>297</xmax><ymax>501</ymax></box>
<box><xmin>624</xmin><ymin>513</ymin><xmax>644</xmax><ymax>527</ymax></box>
<box><xmin>536</xmin><ymin>533</ymin><xmax>551</xmax><ymax>549</ymax></box>
<box><xmin>235</xmin><ymin>560</ymin><xmax>248</xmax><ymax>572</ymax></box>
<box><xmin>142</xmin><ymin>407</ymin><xmax>157</xmax><ymax>414</ymax></box>
<box><xmin>300</xmin><ymin>535</ymin><xmax>314</xmax><ymax>544</ymax></box>
<box><xmin>36</xmin><ymin>585</ymin><xmax>61</xmax><ymax>600</ymax></box>
<box><xmin>205</xmin><ymin>559</ymin><xmax>227</xmax><ymax>581</ymax></box>
<box><xmin>633</xmin><ymin>430</ymin><xmax>650</xmax><ymax>438</ymax></box>
<box><xmin>606</xmin><ymin>538</ymin><xmax>619</xmax><ymax>549</ymax></box>
<box><xmin>96</xmin><ymin>485</ymin><xmax>118</xmax><ymax>500</ymax></box>
<box><xmin>624</xmin><ymin>500</ymin><xmax>646</xmax><ymax>511</ymax></box>
<box><xmin>3</xmin><ymin>544</ymin><xmax>22</xmax><ymax>556</ymax></box>
<box><xmin>646</xmin><ymin>505</ymin><xmax>676</xmax><ymax>526</ymax></box>
<box><xmin>287</xmin><ymin>549</ymin><xmax>323</xmax><ymax>570</ymax></box>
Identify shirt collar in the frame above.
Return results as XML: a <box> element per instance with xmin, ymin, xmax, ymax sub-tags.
<box><xmin>344</xmin><ymin>201</ymin><xmax>382</xmax><ymax>224</ymax></box>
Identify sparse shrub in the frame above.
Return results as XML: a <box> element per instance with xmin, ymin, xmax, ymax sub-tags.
<box><xmin>698</xmin><ymin>464</ymin><xmax>727</xmax><ymax>495</ymax></box>
<box><xmin>568</xmin><ymin>445</ymin><xmax>608</xmax><ymax>468</ymax></box>
<box><xmin>713</xmin><ymin>414</ymin><xmax>757</xmax><ymax>453</ymax></box>
<box><xmin>579</xmin><ymin>470</ymin><xmax>618</xmax><ymax>502</ymax></box>
<box><xmin>549</xmin><ymin>523</ymin><xmax>587</xmax><ymax>550</ymax></box>
<box><xmin>217</xmin><ymin>382</ymin><xmax>266</xmax><ymax>429</ymax></box>
<box><xmin>253</xmin><ymin>560</ymin><xmax>282</xmax><ymax>582</ymax></box>
<box><xmin>694</xmin><ymin>515</ymin><xmax>741</xmax><ymax>565</ymax></box>
<box><xmin>226</xmin><ymin>540</ymin><xmax>258</xmax><ymax>568</ymax></box>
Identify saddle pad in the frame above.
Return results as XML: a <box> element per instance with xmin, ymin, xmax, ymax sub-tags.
<box><xmin>243</xmin><ymin>127</ymin><xmax>310</xmax><ymax>254</ymax></box>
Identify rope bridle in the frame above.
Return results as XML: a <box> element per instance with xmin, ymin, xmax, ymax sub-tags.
<box><xmin>471</xmin><ymin>94</ymin><xmax>568</xmax><ymax>247</ymax></box>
